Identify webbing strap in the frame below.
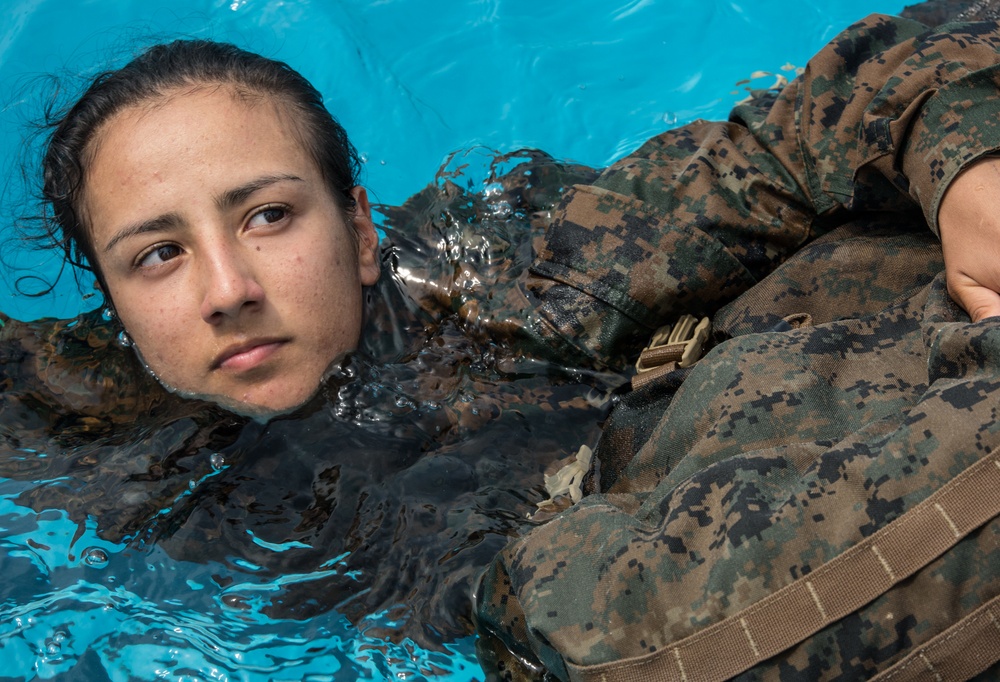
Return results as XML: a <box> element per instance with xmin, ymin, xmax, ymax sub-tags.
<box><xmin>567</xmin><ymin>451</ymin><xmax>1000</xmax><ymax>682</ymax></box>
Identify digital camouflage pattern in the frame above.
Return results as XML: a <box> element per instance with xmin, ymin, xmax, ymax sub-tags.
<box><xmin>475</xmin><ymin>13</ymin><xmax>1000</xmax><ymax>681</ymax></box>
<box><xmin>5</xmin><ymin>5</ymin><xmax>1000</xmax><ymax>676</ymax></box>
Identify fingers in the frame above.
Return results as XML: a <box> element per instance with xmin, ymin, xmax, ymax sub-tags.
<box><xmin>938</xmin><ymin>158</ymin><xmax>1000</xmax><ymax>323</ymax></box>
<box><xmin>947</xmin><ymin>272</ymin><xmax>1000</xmax><ymax>322</ymax></box>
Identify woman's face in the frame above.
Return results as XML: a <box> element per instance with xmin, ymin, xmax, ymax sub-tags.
<box><xmin>82</xmin><ymin>86</ymin><xmax>380</xmax><ymax>414</ymax></box>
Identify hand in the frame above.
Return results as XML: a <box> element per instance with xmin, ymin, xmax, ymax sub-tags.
<box><xmin>938</xmin><ymin>157</ymin><xmax>1000</xmax><ymax>322</ymax></box>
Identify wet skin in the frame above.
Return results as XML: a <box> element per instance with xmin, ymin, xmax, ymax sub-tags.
<box><xmin>82</xmin><ymin>85</ymin><xmax>380</xmax><ymax>414</ymax></box>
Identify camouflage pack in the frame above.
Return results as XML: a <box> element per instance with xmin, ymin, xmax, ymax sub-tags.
<box><xmin>475</xmin><ymin>11</ymin><xmax>1000</xmax><ymax>681</ymax></box>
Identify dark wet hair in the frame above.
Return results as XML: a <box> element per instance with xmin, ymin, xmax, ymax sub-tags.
<box><xmin>40</xmin><ymin>39</ymin><xmax>362</xmax><ymax>288</ymax></box>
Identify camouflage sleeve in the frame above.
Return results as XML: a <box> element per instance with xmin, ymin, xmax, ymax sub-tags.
<box><xmin>528</xmin><ymin>14</ymin><xmax>1000</xmax><ymax>369</ymax></box>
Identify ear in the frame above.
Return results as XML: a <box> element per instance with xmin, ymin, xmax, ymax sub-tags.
<box><xmin>349</xmin><ymin>186</ymin><xmax>381</xmax><ymax>286</ymax></box>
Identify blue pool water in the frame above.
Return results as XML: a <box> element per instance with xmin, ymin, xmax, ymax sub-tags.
<box><xmin>0</xmin><ymin>1</ymin><xmax>910</xmax><ymax>680</ymax></box>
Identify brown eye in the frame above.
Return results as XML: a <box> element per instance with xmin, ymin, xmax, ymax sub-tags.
<box><xmin>138</xmin><ymin>244</ymin><xmax>182</xmax><ymax>268</ymax></box>
<box><xmin>248</xmin><ymin>206</ymin><xmax>289</xmax><ymax>229</ymax></box>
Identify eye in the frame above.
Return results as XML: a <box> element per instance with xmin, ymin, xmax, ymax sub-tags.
<box><xmin>137</xmin><ymin>243</ymin><xmax>182</xmax><ymax>269</ymax></box>
<box><xmin>247</xmin><ymin>205</ymin><xmax>290</xmax><ymax>230</ymax></box>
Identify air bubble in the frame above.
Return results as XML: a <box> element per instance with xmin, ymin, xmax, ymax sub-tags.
<box><xmin>83</xmin><ymin>547</ymin><xmax>109</xmax><ymax>568</ymax></box>
<box><xmin>116</xmin><ymin>331</ymin><xmax>132</xmax><ymax>348</ymax></box>
<box><xmin>210</xmin><ymin>453</ymin><xmax>226</xmax><ymax>470</ymax></box>
<box><xmin>101</xmin><ymin>308</ymin><xmax>115</xmax><ymax>322</ymax></box>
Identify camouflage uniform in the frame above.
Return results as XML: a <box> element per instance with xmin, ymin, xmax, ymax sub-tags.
<box><xmin>475</xmin><ymin>13</ymin><xmax>1000</xmax><ymax>681</ymax></box>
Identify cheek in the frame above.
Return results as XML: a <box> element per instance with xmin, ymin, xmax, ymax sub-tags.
<box><xmin>288</xmin><ymin>251</ymin><xmax>363</xmax><ymax>340</ymax></box>
<box><xmin>113</xmin><ymin>289</ymin><xmax>191</xmax><ymax>366</ymax></box>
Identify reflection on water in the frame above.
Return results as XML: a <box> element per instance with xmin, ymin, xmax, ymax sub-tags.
<box><xmin>0</xmin><ymin>150</ymin><xmax>625</xmax><ymax>679</ymax></box>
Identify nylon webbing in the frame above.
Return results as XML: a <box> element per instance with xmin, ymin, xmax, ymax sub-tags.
<box><xmin>871</xmin><ymin>591</ymin><xmax>1000</xmax><ymax>682</ymax></box>
<box><xmin>567</xmin><ymin>451</ymin><xmax>1000</xmax><ymax>682</ymax></box>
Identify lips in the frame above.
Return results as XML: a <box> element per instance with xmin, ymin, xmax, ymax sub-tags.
<box><xmin>212</xmin><ymin>338</ymin><xmax>288</xmax><ymax>372</ymax></box>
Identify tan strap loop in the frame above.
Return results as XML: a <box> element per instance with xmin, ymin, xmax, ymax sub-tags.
<box><xmin>633</xmin><ymin>316</ymin><xmax>711</xmax><ymax>390</ymax></box>
<box><xmin>567</xmin><ymin>452</ymin><xmax>1000</xmax><ymax>682</ymax></box>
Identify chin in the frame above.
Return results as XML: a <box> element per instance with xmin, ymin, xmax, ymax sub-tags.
<box><xmin>223</xmin><ymin>384</ymin><xmax>321</xmax><ymax>419</ymax></box>
<box><xmin>161</xmin><ymin>376</ymin><xmax>320</xmax><ymax>420</ymax></box>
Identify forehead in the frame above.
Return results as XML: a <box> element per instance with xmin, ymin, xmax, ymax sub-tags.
<box><xmin>87</xmin><ymin>84</ymin><xmax>309</xmax><ymax>167</ymax></box>
<box><xmin>81</xmin><ymin>85</ymin><xmax>322</xmax><ymax>229</ymax></box>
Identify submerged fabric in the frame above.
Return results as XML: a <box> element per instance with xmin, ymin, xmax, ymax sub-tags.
<box><xmin>475</xmin><ymin>14</ymin><xmax>1000</xmax><ymax>680</ymax></box>
<box><xmin>0</xmin><ymin>152</ymin><xmax>625</xmax><ymax>651</ymax></box>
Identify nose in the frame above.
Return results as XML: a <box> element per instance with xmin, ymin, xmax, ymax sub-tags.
<box><xmin>199</xmin><ymin>243</ymin><xmax>265</xmax><ymax>324</ymax></box>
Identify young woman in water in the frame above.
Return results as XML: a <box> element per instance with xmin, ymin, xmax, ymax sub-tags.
<box><xmin>7</xmin><ymin>37</ymin><xmax>615</xmax><ymax>654</ymax></box>
<box><xmin>15</xmin><ymin>7</ymin><xmax>1000</xmax><ymax>677</ymax></box>
<box><xmin>41</xmin><ymin>41</ymin><xmax>381</xmax><ymax>414</ymax></box>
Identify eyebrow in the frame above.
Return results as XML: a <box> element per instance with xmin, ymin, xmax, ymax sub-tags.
<box><xmin>102</xmin><ymin>174</ymin><xmax>305</xmax><ymax>254</ymax></box>
<box><xmin>215</xmin><ymin>173</ymin><xmax>303</xmax><ymax>212</ymax></box>
<box><xmin>103</xmin><ymin>213</ymin><xmax>182</xmax><ymax>254</ymax></box>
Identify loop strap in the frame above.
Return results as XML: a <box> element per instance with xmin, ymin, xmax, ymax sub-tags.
<box><xmin>567</xmin><ymin>452</ymin><xmax>1000</xmax><ymax>682</ymax></box>
<box><xmin>633</xmin><ymin>316</ymin><xmax>710</xmax><ymax>390</ymax></box>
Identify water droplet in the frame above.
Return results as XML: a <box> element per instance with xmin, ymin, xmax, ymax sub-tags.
<box><xmin>83</xmin><ymin>547</ymin><xmax>109</xmax><ymax>568</ymax></box>
<box><xmin>116</xmin><ymin>331</ymin><xmax>132</xmax><ymax>348</ymax></box>
<box><xmin>210</xmin><ymin>453</ymin><xmax>226</xmax><ymax>470</ymax></box>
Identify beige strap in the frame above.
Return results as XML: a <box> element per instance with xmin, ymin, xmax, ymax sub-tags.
<box><xmin>870</xmin><ymin>592</ymin><xmax>1000</xmax><ymax>682</ymax></box>
<box><xmin>568</xmin><ymin>452</ymin><xmax>1000</xmax><ymax>682</ymax></box>
<box><xmin>632</xmin><ymin>316</ymin><xmax>710</xmax><ymax>390</ymax></box>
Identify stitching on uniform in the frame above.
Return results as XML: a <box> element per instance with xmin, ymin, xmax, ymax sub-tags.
<box><xmin>672</xmin><ymin>647</ymin><xmax>688</xmax><ymax>682</ymax></box>
<box><xmin>918</xmin><ymin>652</ymin><xmax>943</xmax><ymax>682</ymax></box>
<box><xmin>871</xmin><ymin>544</ymin><xmax>896</xmax><ymax>581</ymax></box>
<box><xmin>806</xmin><ymin>581</ymin><xmax>828</xmax><ymax>620</ymax></box>
<box><xmin>740</xmin><ymin>617</ymin><xmax>761</xmax><ymax>658</ymax></box>
<box><xmin>570</xmin><ymin>453</ymin><xmax>1000</xmax><ymax>681</ymax></box>
<box><xmin>934</xmin><ymin>503</ymin><xmax>961</xmax><ymax>538</ymax></box>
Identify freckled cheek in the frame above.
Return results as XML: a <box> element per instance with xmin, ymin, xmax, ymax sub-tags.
<box><xmin>114</xmin><ymin>286</ymin><xmax>191</xmax><ymax>352</ymax></box>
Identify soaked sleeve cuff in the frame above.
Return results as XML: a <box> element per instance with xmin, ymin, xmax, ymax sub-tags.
<box><xmin>902</xmin><ymin>65</ymin><xmax>1000</xmax><ymax>236</ymax></box>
